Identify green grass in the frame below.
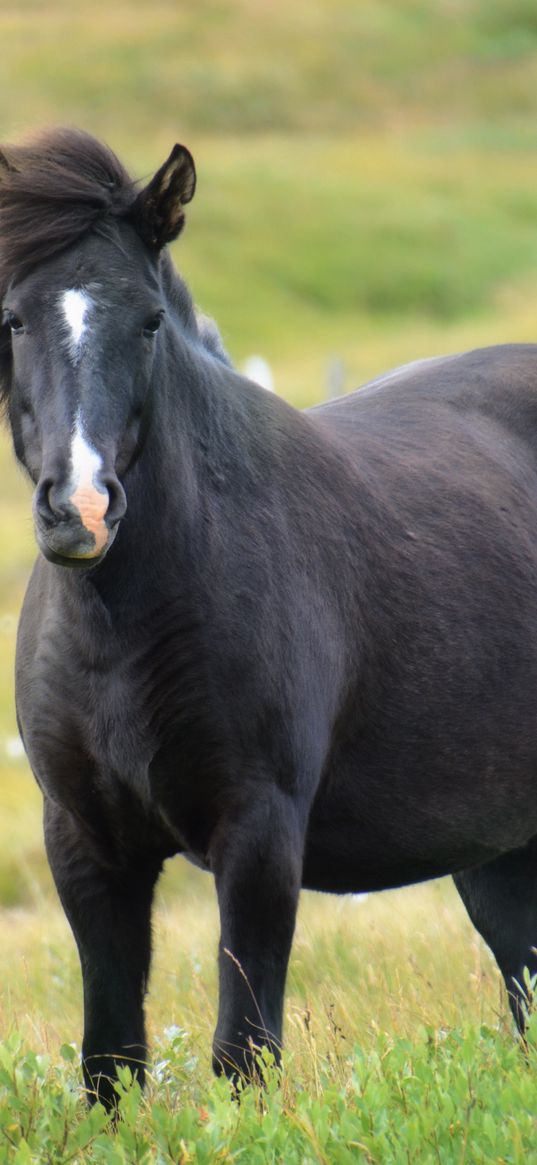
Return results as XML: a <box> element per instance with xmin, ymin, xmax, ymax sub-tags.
<box><xmin>0</xmin><ymin>867</ymin><xmax>526</xmax><ymax>1162</ymax></box>
<box><xmin>3</xmin><ymin>0</ymin><xmax>537</xmax><ymax>141</ymax></box>
<box><xmin>1</xmin><ymin>1024</ymin><xmax>537</xmax><ymax>1163</ymax></box>
<box><xmin>174</xmin><ymin>135</ymin><xmax>537</xmax><ymax>379</ymax></box>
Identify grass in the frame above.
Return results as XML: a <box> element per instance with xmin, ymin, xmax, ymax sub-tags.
<box><xmin>172</xmin><ymin>133</ymin><xmax>537</xmax><ymax>400</ymax></box>
<box><xmin>3</xmin><ymin>0</ymin><xmax>537</xmax><ymax>141</ymax></box>
<box><xmin>0</xmin><ymin>858</ymin><xmax>505</xmax><ymax>1057</ymax></box>
<box><xmin>2</xmin><ymin>1024</ymin><xmax>537</xmax><ymax>1163</ymax></box>
<box><xmin>0</xmin><ymin>1027</ymin><xmax>526</xmax><ymax>1162</ymax></box>
<box><xmin>0</xmin><ymin>834</ymin><xmax>525</xmax><ymax>1162</ymax></box>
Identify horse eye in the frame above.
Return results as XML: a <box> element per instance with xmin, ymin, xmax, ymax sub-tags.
<box><xmin>2</xmin><ymin>311</ymin><xmax>24</xmax><ymax>335</ymax></box>
<box><xmin>143</xmin><ymin>312</ymin><xmax>164</xmax><ymax>337</ymax></box>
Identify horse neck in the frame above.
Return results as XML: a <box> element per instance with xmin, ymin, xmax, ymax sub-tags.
<box><xmin>84</xmin><ymin>331</ymin><xmax>279</xmax><ymax>619</ymax></box>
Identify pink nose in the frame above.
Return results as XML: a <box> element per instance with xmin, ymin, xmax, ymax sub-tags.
<box><xmin>68</xmin><ymin>481</ymin><xmax>109</xmax><ymax>555</ymax></box>
<box><xmin>34</xmin><ymin>473</ymin><xmax>127</xmax><ymax>561</ymax></box>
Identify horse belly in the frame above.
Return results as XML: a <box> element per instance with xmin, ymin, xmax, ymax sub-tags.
<box><xmin>302</xmin><ymin>742</ymin><xmax>537</xmax><ymax>895</ymax></box>
<box><xmin>302</xmin><ymin>815</ymin><xmax>491</xmax><ymax>894</ymax></box>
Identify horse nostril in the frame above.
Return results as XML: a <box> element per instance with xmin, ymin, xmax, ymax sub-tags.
<box><xmin>104</xmin><ymin>477</ymin><xmax>127</xmax><ymax>528</ymax></box>
<box><xmin>34</xmin><ymin>478</ymin><xmax>57</xmax><ymax>526</ymax></box>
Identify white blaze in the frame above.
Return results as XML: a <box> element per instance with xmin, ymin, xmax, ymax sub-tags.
<box><xmin>67</xmin><ymin>412</ymin><xmax>109</xmax><ymax>556</ymax></box>
<box><xmin>61</xmin><ymin>289</ymin><xmax>91</xmax><ymax>357</ymax></box>
<box><xmin>70</xmin><ymin>412</ymin><xmax>103</xmax><ymax>491</ymax></box>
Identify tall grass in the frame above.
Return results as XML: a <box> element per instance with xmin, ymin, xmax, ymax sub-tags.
<box><xmin>0</xmin><ymin>868</ymin><xmax>529</xmax><ymax>1162</ymax></box>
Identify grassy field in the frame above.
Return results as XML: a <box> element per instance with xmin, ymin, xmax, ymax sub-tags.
<box><xmin>3</xmin><ymin>0</ymin><xmax>537</xmax><ymax>1158</ymax></box>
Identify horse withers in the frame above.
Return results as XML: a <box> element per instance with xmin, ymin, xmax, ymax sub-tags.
<box><xmin>2</xmin><ymin>129</ymin><xmax>537</xmax><ymax>1108</ymax></box>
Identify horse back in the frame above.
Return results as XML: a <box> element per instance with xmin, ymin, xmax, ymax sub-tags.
<box><xmin>310</xmin><ymin>342</ymin><xmax>537</xmax><ymax>460</ymax></box>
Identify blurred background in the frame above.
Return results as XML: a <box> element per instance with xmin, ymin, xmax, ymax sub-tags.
<box><xmin>0</xmin><ymin>0</ymin><xmax>535</xmax><ymax>1058</ymax></box>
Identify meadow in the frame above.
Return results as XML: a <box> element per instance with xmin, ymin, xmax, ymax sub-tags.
<box><xmin>3</xmin><ymin>0</ymin><xmax>537</xmax><ymax>1158</ymax></box>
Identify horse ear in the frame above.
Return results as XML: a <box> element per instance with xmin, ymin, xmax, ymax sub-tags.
<box><xmin>0</xmin><ymin>149</ymin><xmax>17</xmax><ymax>176</ymax></box>
<box><xmin>128</xmin><ymin>145</ymin><xmax>196</xmax><ymax>250</ymax></box>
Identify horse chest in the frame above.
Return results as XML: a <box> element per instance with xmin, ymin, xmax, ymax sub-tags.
<box><xmin>22</xmin><ymin>618</ymin><xmax>207</xmax><ymax>817</ymax></box>
<box><xmin>83</xmin><ymin>666</ymin><xmax>153</xmax><ymax>786</ymax></box>
<box><xmin>104</xmin><ymin>640</ymin><xmax>226</xmax><ymax>814</ymax></box>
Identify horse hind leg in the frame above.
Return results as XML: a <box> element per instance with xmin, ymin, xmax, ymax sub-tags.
<box><xmin>454</xmin><ymin>838</ymin><xmax>537</xmax><ymax>1033</ymax></box>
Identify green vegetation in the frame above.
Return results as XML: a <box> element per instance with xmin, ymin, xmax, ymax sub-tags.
<box><xmin>1</xmin><ymin>1024</ymin><xmax>537</xmax><ymax>1163</ymax></box>
<box><xmin>3</xmin><ymin>0</ymin><xmax>537</xmax><ymax>1158</ymax></box>
<box><xmin>0</xmin><ymin>871</ymin><xmax>531</xmax><ymax>1162</ymax></box>
<box><xmin>4</xmin><ymin>0</ymin><xmax>537</xmax><ymax>139</ymax></box>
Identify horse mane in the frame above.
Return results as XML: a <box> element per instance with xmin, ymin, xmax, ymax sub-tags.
<box><xmin>0</xmin><ymin>127</ymin><xmax>139</xmax><ymax>411</ymax></box>
<box><xmin>0</xmin><ymin>126</ymin><xmax>226</xmax><ymax>412</ymax></box>
<box><xmin>0</xmin><ymin>127</ymin><xmax>138</xmax><ymax>292</ymax></box>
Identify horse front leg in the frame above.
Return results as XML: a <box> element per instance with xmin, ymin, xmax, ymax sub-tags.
<box><xmin>44</xmin><ymin>797</ymin><xmax>161</xmax><ymax>1109</ymax></box>
<box><xmin>210</xmin><ymin>788</ymin><xmax>303</xmax><ymax>1081</ymax></box>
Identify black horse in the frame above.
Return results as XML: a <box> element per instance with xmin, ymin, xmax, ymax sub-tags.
<box><xmin>2</xmin><ymin>128</ymin><xmax>537</xmax><ymax>1108</ymax></box>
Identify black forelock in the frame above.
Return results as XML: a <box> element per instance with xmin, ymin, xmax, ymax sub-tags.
<box><xmin>0</xmin><ymin>127</ymin><xmax>138</xmax><ymax>293</ymax></box>
<box><xmin>0</xmin><ymin>127</ymin><xmax>205</xmax><ymax>414</ymax></box>
<box><xmin>0</xmin><ymin>128</ymin><xmax>143</xmax><ymax>413</ymax></box>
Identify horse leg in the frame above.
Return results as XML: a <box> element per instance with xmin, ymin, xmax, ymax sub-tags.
<box><xmin>210</xmin><ymin>789</ymin><xmax>303</xmax><ymax>1082</ymax></box>
<box><xmin>44</xmin><ymin>797</ymin><xmax>161</xmax><ymax>1109</ymax></box>
<box><xmin>454</xmin><ymin>838</ymin><xmax>537</xmax><ymax>1033</ymax></box>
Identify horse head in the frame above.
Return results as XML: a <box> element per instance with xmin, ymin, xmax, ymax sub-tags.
<box><xmin>0</xmin><ymin>129</ymin><xmax>196</xmax><ymax>567</ymax></box>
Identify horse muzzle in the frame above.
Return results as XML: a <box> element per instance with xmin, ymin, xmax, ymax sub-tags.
<box><xmin>33</xmin><ymin>473</ymin><xmax>127</xmax><ymax>567</ymax></box>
